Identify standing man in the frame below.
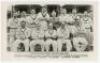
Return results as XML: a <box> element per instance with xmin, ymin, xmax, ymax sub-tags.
<box><xmin>80</xmin><ymin>11</ymin><xmax>93</xmax><ymax>32</ymax></box>
<box><xmin>59</xmin><ymin>8</ymin><xmax>74</xmax><ymax>25</ymax></box>
<box><xmin>19</xmin><ymin>11</ymin><xmax>29</xmax><ymax>28</ymax></box>
<box><xmin>27</xmin><ymin>9</ymin><xmax>38</xmax><ymax>29</ymax></box>
<box><xmin>50</xmin><ymin>10</ymin><xmax>59</xmax><ymax>30</ymax></box>
<box><xmin>8</xmin><ymin>12</ymin><xmax>19</xmax><ymax>51</ymax></box>
<box><xmin>68</xmin><ymin>9</ymin><xmax>79</xmax><ymax>38</ymax></box>
<box><xmin>36</xmin><ymin>6</ymin><xmax>50</xmax><ymax>31</ymax></box>
<box><xmin>8</xmin><ymin>12</ymin><xmax>20</xmax><ymax>29</ymax></box>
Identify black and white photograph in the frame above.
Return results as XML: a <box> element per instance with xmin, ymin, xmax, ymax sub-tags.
<box><xmin>6</xmin><ymin>4</ymin><xmax>94</xmax><ymax>56</ymax></box>
<box><xmin>1</xmin><ymin>0</ymin><xmax>97</xmax><ymax>60</ymax></box>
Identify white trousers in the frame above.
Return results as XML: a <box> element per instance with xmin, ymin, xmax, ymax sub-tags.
<box><xmin>57</xmin><ymin>39</ymin><xmax>72</xmax><ymax>52</ymax></box>
<box><xmin>45</xmin><ymin>39</ymin><xmax>57</xmax><ymax>52</ymax></box>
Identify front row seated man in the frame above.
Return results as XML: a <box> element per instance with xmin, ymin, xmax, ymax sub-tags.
<box><xmin>30</xmin><ymin>27</ymin><xmax>45</xmax><ymax>52</ymax></box>
<box><xmin>44</xmin><ymin>23</ymin><xmax>57</xmax><ymax>52</ymax></box>
<box><xmin>56</xmin><ymin>25</ymin><xmax>72</xmax><ymax>52</ymax></box>
<box><xmin>12</xmin><ymin>21</ymin><xmax>31</xmax><ymax>52</ymax></box>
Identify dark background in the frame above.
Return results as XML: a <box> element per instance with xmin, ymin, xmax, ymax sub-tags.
<box><xmin>7</xmin><ymin>4</ymin><xmax>92</xmax><ymax>19</ymax></box>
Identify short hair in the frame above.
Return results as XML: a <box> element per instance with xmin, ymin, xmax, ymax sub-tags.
<box><xmin>20</xmin><ymin>21</ymin><xmax>26</xmax><ymax>25</ymax></box>
<box><xmin>31</xmin><ymin>9</ymin><xmax>36</xmax><ymax>12</ymax></box>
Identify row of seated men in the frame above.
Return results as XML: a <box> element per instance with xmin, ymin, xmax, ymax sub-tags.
<box><xmin>8</xmin><ymin>24</ymin><xmax>89</xmax><ymax>52</ymax></box>
<box><xmin>7</xmin><ymin>7</ymin><xmax>93</xmax><ymax>52</ymax></box>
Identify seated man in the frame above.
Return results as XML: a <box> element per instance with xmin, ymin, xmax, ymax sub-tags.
<box><xmin>30</xmin><ymin>27</ymin><xmax>45</xmax><ymax>52</ymax></box>
<box><xmin>44</xmin><ymin>23</ymin><xmax>57</xmax><ymax>52</ymax></box>
<box><xmin>12</xmin><ymin>21</ymin><xmax>31</xmax><ymax>52</ymax></box>
<box><xmin>56</xmin><ymin>23</ymin><xmax>72</xmax><ymax>52</ymax></box>
<box><xmin>73</xmin><ymin>37</ymin><xmax>88</xmax><ymax>52</ymax></box>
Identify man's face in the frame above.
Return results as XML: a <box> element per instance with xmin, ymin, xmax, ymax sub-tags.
<box><xmin>61</xmin><ymin>9</ymin><xmax>67</xmax><ymax>14</ymax></box>
<box><xmin>20</xmin><ymin>21</ymin><xmax>26</xmax><ymax>28</ymax></box>
<box><xmin>17</xmin><ymin>11</ymin><xmax>20</xmax><ymax>14</ymax></box>
<box><xmin>21</xmin><ymin>11</ymin><xmax>26</xmax><ymax>17</ymax></box>
<box><xmin>84</xmin><ymin>11</ymin><xmax>88</xmax><ymax>16</ymax></box>
<box><xmin>51</xmin><ymin>11</ymin><xmax>56</xmax><ymax>17</ymax></box>
<box><xmin>13</xmin><ymin>12</ymin><xmax>18</xmax><ymax>18</ymax></box>
<box><xmin>72</xmin><ymin>9</ymin><xmax>77</xmax><ymax>14</ymax></box>
<box><xmin>42</xmin><ymin>8</ymin><xmax>47</xmax><ymax>13</ymax></box>
<box><xmin>31</xmin><ymin>9</ymin><xmax>36</xmax><ymax>14</ymax></box>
